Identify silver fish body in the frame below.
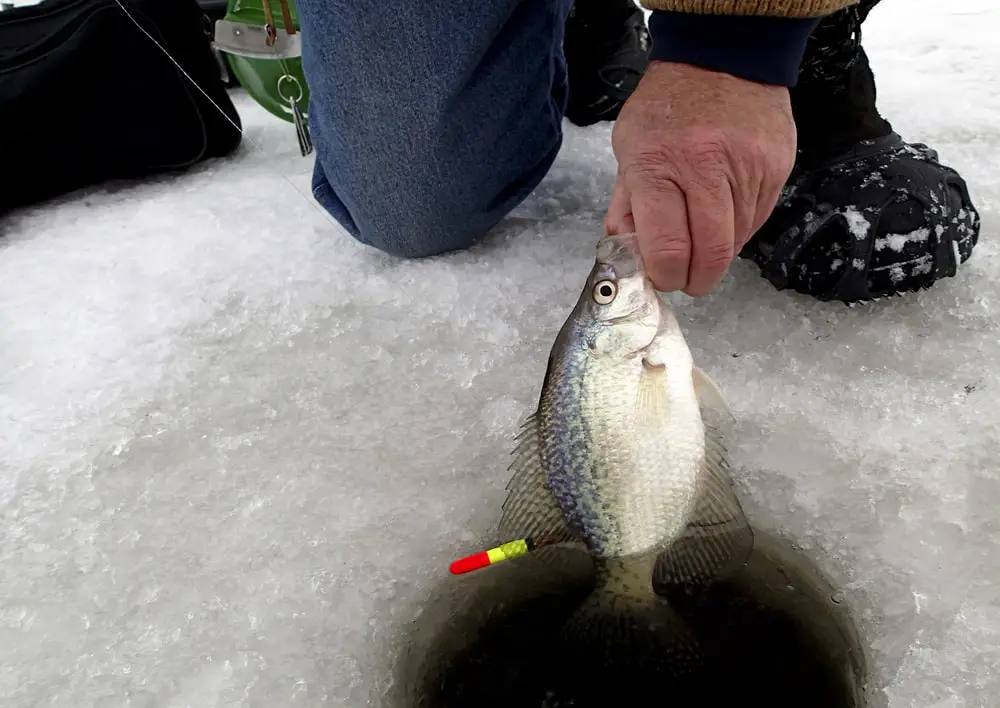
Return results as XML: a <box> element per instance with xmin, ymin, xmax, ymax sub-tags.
<box><xmin>537</xmin><ymin>235</ymin><xmax>706</xmax><ymax>562</ymax></box>
<box><xmin>499</xmin><ymin>232</ymin><xmax>752</xmax><ymax>613</ymax></box>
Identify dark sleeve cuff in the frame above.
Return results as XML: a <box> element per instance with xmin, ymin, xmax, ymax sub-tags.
<box><xmin>647</xmin><ymin>10</ymin><xmax>823</xmax><ymax>87</ymax></box>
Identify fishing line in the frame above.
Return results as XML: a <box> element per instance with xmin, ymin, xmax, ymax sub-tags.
<box><xmin>110</xmin><ymin>0</ymin><xmax>422</xmax><ymax>308</ymax></box>
<box><xmin>111</xmin><ymin>0</ymin><xmax>335</xmax><ymax>227</ymax></box>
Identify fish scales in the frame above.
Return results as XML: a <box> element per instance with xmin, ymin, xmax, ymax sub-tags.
<box><xmin>535</xmin><ymin>238</ymin><xmax>706</xmax><ymax>560</ymax></box>
<box><xmin>494</xmin><ymin>231</ymin><xmax>755</xmax><ymax>658</ymax></box>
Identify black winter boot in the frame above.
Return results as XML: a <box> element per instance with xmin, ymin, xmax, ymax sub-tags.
<box><xmin>563</xmin><ymin>0</ymin><xmax>651</xmax><ymax>126</ymax></box>
<box><xmin>740</xmin><ymin>0</ymin><xmax>980</xmax><ymax>303</ymax></box>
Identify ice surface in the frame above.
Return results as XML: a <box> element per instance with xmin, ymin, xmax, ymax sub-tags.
<box><xmin>1</xmin><ymin>0</ymin><xmax>999</xmax><ymax>705</ymax></box>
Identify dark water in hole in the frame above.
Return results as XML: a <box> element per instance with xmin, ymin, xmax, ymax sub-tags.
<box><xmin>392</xmin><ymin>528</ymin><xmax>868</xmax><ymax>708</ymax></box>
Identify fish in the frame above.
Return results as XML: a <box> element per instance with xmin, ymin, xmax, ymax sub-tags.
<box><xmin>496</xmin><ymin>231</ymin><xmax>754</xmax><ymax>662</ymax></box>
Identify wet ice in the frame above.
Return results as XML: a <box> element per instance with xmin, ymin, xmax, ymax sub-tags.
<box><xmin>2</xmin><ymin>0</ymin><xmax>1000</xmax><ymax>706</ymax></box>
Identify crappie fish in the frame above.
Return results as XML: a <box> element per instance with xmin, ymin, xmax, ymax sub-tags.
<box><xmin>498</xmin><ymin>232</ymin><xmax>753</xmax><ymax>644</ymax></box>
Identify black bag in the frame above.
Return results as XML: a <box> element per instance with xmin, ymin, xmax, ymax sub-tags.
<box><xmin>0</xmin><ymin>0</ymin><xmax>243</xmax><ymax>213</ymax></box>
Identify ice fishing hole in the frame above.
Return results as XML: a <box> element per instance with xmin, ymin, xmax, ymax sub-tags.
<box><xmin>392</xmin><ymin>527</ymin><xmax>868</xmax><ymax>708</ymax></box>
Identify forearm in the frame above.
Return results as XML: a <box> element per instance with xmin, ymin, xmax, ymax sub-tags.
<box><xmin>639</xmin><ymin>1</ymin><xmax>859</xmax><ymax>87</ymax></box>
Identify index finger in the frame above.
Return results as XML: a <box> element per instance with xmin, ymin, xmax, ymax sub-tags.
<box><xmin>604</xmin><ymin>177</ymin><xmax>636</xmax><ymax>236</ymax></box>
<box><xmin>625</xmin><ymin>170</ymin><xmax>691</xmax><ymax>292</ymax></box>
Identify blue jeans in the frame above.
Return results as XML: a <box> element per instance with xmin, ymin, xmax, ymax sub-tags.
<box><xmin>295</xmin><ymin>0</ymin><xmax>574</xmax><ymax>258</ymax></box>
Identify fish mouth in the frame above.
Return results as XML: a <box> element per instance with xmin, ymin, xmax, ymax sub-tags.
<box><xmin>596</xmin><ymin>233</ymin><xmax>643</xmax><ymax>277</ymax></box>
<box><xmin>605</xmin><ymin>309</ymin><xmax>645</xmax><ymax>325</ymax></box>
<box><xmin>603</xmin><ymin>299</ymin><xmax>656</xmax><ymax>326</ymax></box>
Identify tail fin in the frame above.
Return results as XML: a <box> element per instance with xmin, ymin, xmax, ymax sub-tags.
<box><xmin>558</xmin><ymin>555</ymin><xmax>705</xmax><ymax>681</ymax></box>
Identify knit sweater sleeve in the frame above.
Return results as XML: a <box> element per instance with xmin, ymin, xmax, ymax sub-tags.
<box><xmin>641</xmin><ymin>1</ymin><xmax>858</xmax><ymax>16</ymax></box>
<box><xmin>639</xmin><ymin>1</ymin><xmax>859</xmax><ymax>87</ymax></box>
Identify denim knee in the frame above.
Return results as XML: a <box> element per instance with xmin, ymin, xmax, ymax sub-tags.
<box><xmin>310</xmin><ymin>137</ymin><xmax>563</xmax><ymax>259</ymax></box>
<box><xmin>296</xmin><ymin>0</ymin><xmax>573</xmax><ymax>259</ymax></box>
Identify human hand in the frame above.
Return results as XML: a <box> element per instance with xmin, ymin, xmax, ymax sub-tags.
<box><xmin>605</xmin><ymin>60</ymin><xmax>797</xmax><ymax>296</ymax></box>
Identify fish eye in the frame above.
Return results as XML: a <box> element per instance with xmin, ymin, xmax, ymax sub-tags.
<box><xmin>592</xmin><ymin>280</ymin><xmax>617</xmax><ymax>305</ymax></box>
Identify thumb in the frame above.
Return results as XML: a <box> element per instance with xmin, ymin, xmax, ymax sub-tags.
<box><xmin>604</xmin><ymin>175</ymin><xmax>636</xmax><ymax>236</ymax></box>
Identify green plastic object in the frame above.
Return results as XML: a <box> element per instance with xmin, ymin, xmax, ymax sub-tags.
<box><xmin>222</xmin><ymin>0</ymin><xmax>310</xmax><ymax>123</ymax></box>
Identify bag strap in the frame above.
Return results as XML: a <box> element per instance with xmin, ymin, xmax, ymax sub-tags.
<box><xmin>276</xmin><ymin>0</ymin><xmax>296</xmax><ymax>36</ymax></box>
<box><xmin>262</xmin><ymin>0</ymin><xmax>296</xmax><ymax>45</ymax></box>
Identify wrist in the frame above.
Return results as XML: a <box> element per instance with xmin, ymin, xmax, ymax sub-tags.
<box><xmin>647</xmin><ymin>10</ymin><xmax>823</xmax><ymax>87</ymax></box>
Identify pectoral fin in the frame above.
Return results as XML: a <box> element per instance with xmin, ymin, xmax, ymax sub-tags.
<box><xmin>693</xmin><ymin>365</ymin><xmax>735</xmax><ymax>420</ymax></box>
<box><xmin>637</xmin><ymin>360</ymin><xmax>670</xmax><ymax>426</ymax></box>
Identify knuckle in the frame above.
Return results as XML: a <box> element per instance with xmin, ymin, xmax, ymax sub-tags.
<box><xmin>678</xmin><ymin>132</ymin><xmax>734</xmax><ymax>190</ymax></box>
<box><xmin>687</xmin><ymin>134</ymin><xmax>731</xmax><ymax>169</ymax></box>
<box><xmin>645</xmin><ymin>235</ymin><xmax>692</xmax><ymax>267</ymax></box>
<box><xmin>627</xmin><ymin>139</ymin><xmax>732</xmax><ymax>196</ymax></box>
<box><xmin>701</xmin><ymin>240</ymin><xmax>734</xmax><ymax>270</ymax></box>
<box><xmin>626</xmin><ymin>148</ymin><xmax>684</xmax><ymax>188</ymax></box>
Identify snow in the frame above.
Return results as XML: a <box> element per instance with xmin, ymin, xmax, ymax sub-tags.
<box><xmin>844</xmin><ymin>208</ymin><xmax>873</xmax><ymax>241</ymax></box>
<box><xmin>876</xmin><ymin>228</ymin><xmax>930</xmax><ymax>253</ymax></box>
<box><xmin>1</xmin><ymin>0</ymin><xmax>999</xmax><ymax>706</ymax></box>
